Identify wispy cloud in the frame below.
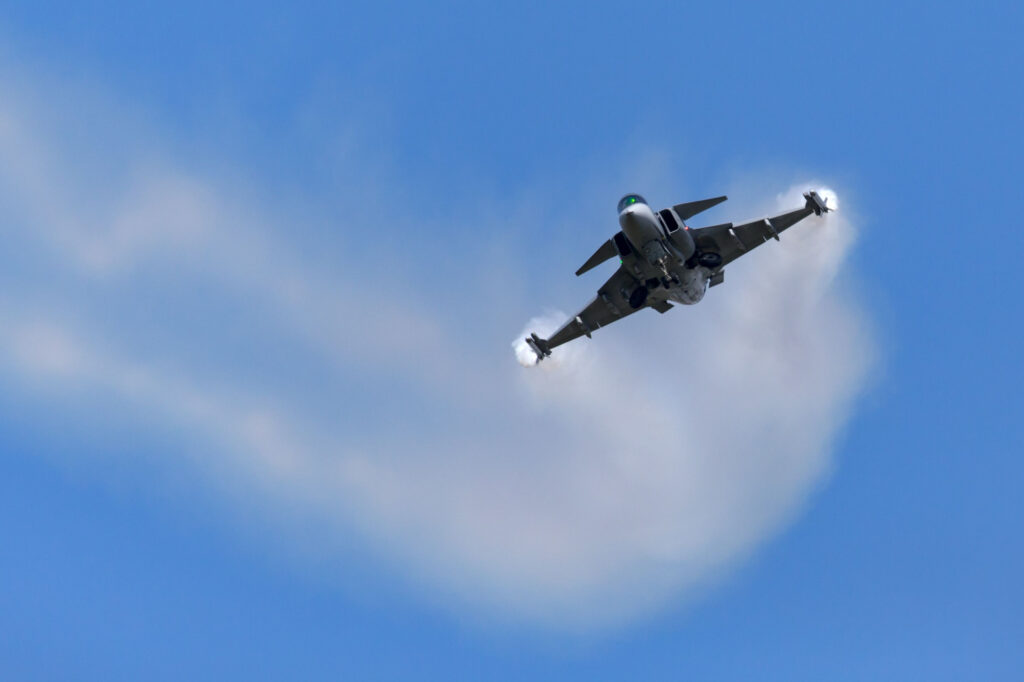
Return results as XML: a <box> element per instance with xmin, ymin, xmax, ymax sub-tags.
<box><xmin>0</xmin><ymin>69</ymin><xmax>873</xmax><ymax>629</ymax></box>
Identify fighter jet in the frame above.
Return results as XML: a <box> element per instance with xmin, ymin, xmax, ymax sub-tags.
<box><xmin>524</xmin><ymin>189</ymin><xmax>833</xmax><ymax>362</ymax></box>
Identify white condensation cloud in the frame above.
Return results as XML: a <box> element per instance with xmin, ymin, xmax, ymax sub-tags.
<box><xmin>341</xmin><ymin>186</ymin><xmax>873</xmax><ymax>626</ymax></box>
<box><xmin>0</xmin><ymin>73</ymin><xmax>874</xmax><ymax>629</ymax></box>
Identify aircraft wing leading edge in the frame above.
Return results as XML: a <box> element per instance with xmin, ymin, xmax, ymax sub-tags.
<box><xmin>691</xmin><ymin>191</ymin><xmax>829</xmax><ymax>268</ymax></box>
<box><xmin>672</xmin><ymin>195</ymin><xmax>728</xmax><ymax>221</ymax></box>
<box><xmin>527</xmin><ymin>264</ymin><xmax>657</xmax><ymax>358</ymax></box>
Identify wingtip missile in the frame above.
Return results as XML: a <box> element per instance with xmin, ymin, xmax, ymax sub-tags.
<box><xmin>525</xmin><ymin>333</ymin><xmax>552</xmax><ymax>362</ymax></box>
<box><xmin>803</xmin><ymin>190</ymin><xmax>834</xmax><ymax>216</ymax></box>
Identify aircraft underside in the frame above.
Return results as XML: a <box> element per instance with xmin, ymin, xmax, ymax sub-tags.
<box><xmin>632</xmin><ymin>263</ymin><xmax>709</xmax><ymax>308</ymax></box>
<box><xmin>523</xmin><ymin>190</ymin><xmax>833</xmax><ymax>363</ymax></box>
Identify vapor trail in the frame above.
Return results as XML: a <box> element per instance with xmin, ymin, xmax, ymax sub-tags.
<box><xmin>0</xmin><ymin>73</ymin><xmax>873</xmax><ymax>629</ymax></box>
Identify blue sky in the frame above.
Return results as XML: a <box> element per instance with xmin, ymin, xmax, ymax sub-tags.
<box><xmin>1</xmin><ymin>1</ymin><xmax>1022</xmax><ymax>679</ymax></box>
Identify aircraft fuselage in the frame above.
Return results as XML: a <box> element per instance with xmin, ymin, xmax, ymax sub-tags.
<box><xmin>618</xmin><ymin>197</ymin><xmax>708</xmax><ymax>305</ymax></box>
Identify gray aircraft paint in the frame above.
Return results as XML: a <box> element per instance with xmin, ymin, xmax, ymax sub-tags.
<box><xmin>524</xmin><ymin>190</ymin><xmax>832</xmax><ymax>362</ymax></box>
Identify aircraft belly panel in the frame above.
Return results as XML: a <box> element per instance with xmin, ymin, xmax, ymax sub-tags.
<box><xmin>668</xmin><ymin>267</ymin><xmax>708</xmax><ymax>305</ymax></box>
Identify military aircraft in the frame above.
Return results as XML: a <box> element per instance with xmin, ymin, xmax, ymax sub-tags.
<box><xmin>524</xmin><ymin>189</ymin><xmax>833</xmax><ymax>362</ymax></box>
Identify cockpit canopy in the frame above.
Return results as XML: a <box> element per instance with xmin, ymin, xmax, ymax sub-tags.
<box><xmin>617</xmin><ymin>194</ymin><xmax>647</xmax><ymax>213</ymax></box>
